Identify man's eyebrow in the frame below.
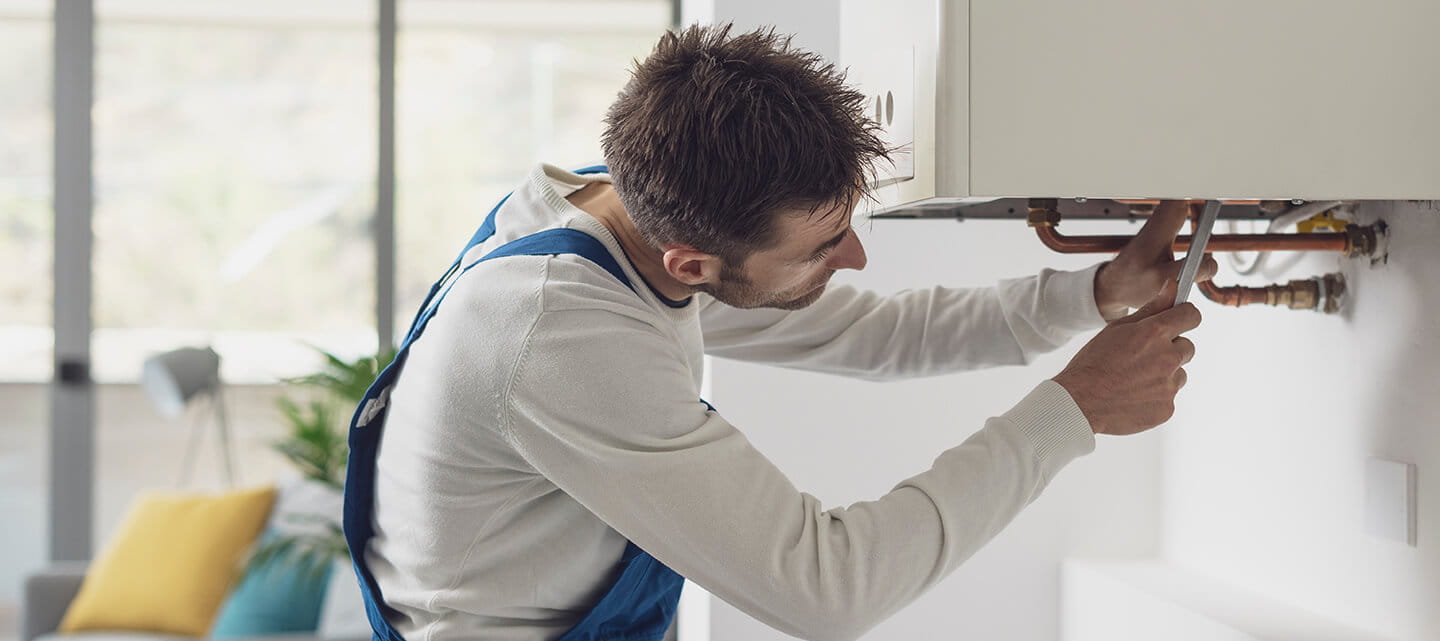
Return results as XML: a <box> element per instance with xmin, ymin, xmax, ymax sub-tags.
<box><xmin>807</xmin><ymin>227</ymin><xmax>850</xmax><ymax>258</ymax></box>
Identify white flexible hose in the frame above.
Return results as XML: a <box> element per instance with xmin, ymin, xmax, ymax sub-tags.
<box><xmin>1227</xmin><ymin>220</ymin><xmax>1267</xmax><ymax>275</ymax></box>
<box><xmin>1228</xmin><ymin>200</ymin><xmax>1346</xmax><ymax>276</ymax></box>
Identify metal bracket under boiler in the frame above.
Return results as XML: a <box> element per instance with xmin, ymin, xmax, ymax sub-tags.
<box><xmin>866</xmin><ymin>197</ymin><xmax>1273</xmax><ymax>221</ymax></box>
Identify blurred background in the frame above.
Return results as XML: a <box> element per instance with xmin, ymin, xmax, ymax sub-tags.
<box><xmin>1</xmin><ymin>1</ymin><xmax>674</xmax><ymax>638</ymax></box>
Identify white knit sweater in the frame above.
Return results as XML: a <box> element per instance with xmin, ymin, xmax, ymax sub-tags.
<box><xmin>366</xmin><ymin>163</ymin><xmax>1107</xmax><ymax>641</ymax></box>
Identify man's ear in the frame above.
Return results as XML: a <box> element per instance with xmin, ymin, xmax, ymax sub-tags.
<box><xmin>661</xmin><ymin>245</ymin><xmax>723</xmax><ymax>287</ymax></box>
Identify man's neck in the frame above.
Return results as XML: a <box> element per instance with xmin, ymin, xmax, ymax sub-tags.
<box><xmin>564</xmin><ymin>182</ymin><xmax>694</xmax><ymax>303</ymax></box>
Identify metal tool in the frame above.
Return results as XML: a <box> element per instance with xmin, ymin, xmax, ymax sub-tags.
<box><xmin>1174</xmin><ymin>200</ymin><xmax>1222</xmax><ymax>306</ymax></box>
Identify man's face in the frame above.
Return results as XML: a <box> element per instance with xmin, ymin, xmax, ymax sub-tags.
<box><xmin>698</xmin><ymin>202</ymin><xmax>868</xmax><ymax>310</ymax></box>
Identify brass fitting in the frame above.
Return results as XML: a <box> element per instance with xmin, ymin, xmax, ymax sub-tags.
<box><xmin>1342</xmin><ymin>224</ymin><xmax>1379</xmax><ymax>258</ymax></box>
<box><xmin>1026</xmin><ymin>198</ymin><xmax>1060</xmax><ymax>227</ymax></box>
<box><xmin>1200</xmin><ymin>273</ymin><xmax>1346</xmax><ymax>313</ymax></box>
<box><xmin>1319</xmin><ymin>272</ymin><xmax>1347</xmax><ymax>314</ymax></box>
<box><xmin>1265</xmin><ymin>279</ymin><xmax>1319</xmax><ymax>310</ymax></box>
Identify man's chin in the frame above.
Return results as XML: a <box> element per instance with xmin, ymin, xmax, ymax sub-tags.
<box><xmin>768</xmin><ymin>283</ymin><xmax>828</xmax><ymax>311</ymax></box>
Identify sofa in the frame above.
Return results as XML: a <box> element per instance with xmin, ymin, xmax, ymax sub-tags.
<box><xmin>22</xmin><ymin>561</ymin><xmax>369</xmax><ymax>641</ymax></box>
<box><xmin>21</xmin><ymin>481</ymin><xmax>371</xmax><ymax>641</ymax></box>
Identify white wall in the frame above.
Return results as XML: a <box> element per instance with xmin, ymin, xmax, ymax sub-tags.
<box><xmin>707</xmin><ymin>200</ymin><xmax>1440</xmax><ymax>641</ymax></box>
<box><xmin>683</xmin><ymin>2</ymin><xmax>1165</xmax><ymax>639</ymax></box>
<box><xmin>685</xmin><ymin>0</ymin><xmax>839</xmax><ymax>62</ymax></box>
<box><xmin>676</xmin><ymin>4</ymin><xmax>1440</xmax><ymax>639</ymax></box>
<box><xmin>1160</xmin><ymin>201</ymin><xmax>1440</xmax><ymax>641</ymax></box>
<box><xmin>707</xmin><ymin>198</ymin><xmax>1440</xmax><ymax>641</ymax></box>
<box><xmin>708</xmin><ymin>217</ymin><xmax>1166</xmax><ymax>641</ymax></box>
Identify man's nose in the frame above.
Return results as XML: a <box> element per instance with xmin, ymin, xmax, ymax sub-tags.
<box><xmin>826</xmin><ymin>229</ymin><xmax>867</xmax><ymax>271</ymax></box>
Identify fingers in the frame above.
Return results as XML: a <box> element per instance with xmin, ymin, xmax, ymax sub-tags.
<box><xmin>1173</xmin><ymin>336</ymin><xmax>1195</xmax><ymax>365</ymax></box>
<box><xmin>1161</xmin><ymin>253</ymin><xmax>1219</xmax><ymax>284</ymax></box>
<box><xmin>1115</xmin><ymin>279</ymin><xmax>1179</xmax><ymax>324</ymax></box>
<box><xmin>1150</xmin><ymin>302</ymin><xmax>1203</xmax><ymax>336</ymax></box>
<box><xmin>1197</xmin><ymin>254</ymin><xmax>1219</xmax><ymax>283</ymax></box>
<box><xmin>1127</xmin><ymin>200</ymin><xmax>1194</xmax><ymax>256</ymax></box>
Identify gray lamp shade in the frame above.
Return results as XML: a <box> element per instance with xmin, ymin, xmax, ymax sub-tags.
<box><xmin>142</xmin><ymin>346</ymin><xmax>221</xmax><ymax>418</ymax></box>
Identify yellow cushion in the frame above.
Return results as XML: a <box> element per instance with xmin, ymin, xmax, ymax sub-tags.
<box><xmin>59</xmin><ymin>486</ymin><xmax>278</xmax><ymax>637</ymax></box>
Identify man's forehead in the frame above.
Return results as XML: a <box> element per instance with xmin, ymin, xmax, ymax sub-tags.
<box><xmin>779</xmin><ymin>199</ymin><xmax>853</xmax><ymax>240</ymax></box>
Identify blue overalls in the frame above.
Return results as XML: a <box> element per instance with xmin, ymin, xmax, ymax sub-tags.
<box><xmin>341</xmin><ymin>166</ymin><xmax>686</xmax><ymax>641</ymax></box>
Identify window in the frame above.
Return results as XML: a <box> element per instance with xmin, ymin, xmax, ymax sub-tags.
<box><xmin>0</xmin><ymin>0</ymin><xmax>53</xmax><ymax>382</ymax></box>
<box><xmin>3</xmin><ymin>1</ymin><xmax>678</xmax><ymax>617</ymax></box>
<box><xmin>93</xmin><ymin>0</ymin><xmax>378</xmax><ymax>385</ymax></box>
<box><xmin>91</xmin><ymin>0</ymin><xmax>379</xmax><ymax>543</ymax></box>
<box><xmin>0</xmin><ymin>1</ymin><xmax>51</xmax><ymax>634</ymax></box>
<box><xmin>394</xmin><ymin>1</ymin><xmax>671</xmax><ymax>332</ymax></box>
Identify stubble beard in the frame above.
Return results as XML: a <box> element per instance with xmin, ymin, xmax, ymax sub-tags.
<box><xmin>699</xmin><ymin>262</ymin><xmax>834</xmax><ymax>311</ymax></box>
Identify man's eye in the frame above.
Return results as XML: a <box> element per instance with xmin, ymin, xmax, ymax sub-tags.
<box><xmin>805</xmin><ymin>248</ymin><xmax>832</xmax><ymax>264</ymax></box>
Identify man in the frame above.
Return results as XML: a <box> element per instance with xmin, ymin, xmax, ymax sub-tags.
<box><xmin>346</xmin><ymin>23</ymin><xmax>1214</xmax><ymax>641</ymax></box>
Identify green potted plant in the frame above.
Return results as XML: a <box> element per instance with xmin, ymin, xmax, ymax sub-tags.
<box><xmin>248</xmin><ymin>345</ymin><xmax>397</xmax><ymax>580</ymax></box>
<box><xmin>214</xmin><ymin>345</ymin><xmax>396</xmax><ymax>637</ymax></box>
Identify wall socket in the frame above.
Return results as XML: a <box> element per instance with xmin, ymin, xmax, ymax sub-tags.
<box><xmin>1365</xmin><ymin>457</ymin><xmax>1417</xmax><ymax>546</ymax></box>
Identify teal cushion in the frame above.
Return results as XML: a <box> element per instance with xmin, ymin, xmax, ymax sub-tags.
<box><xmin>210</xmin><ymin>531</ymin><xmax>333</xmax><ymax>638</ymax></box>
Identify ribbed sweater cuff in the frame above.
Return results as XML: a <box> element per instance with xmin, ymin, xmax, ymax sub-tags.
<box><xmin>1004</xmin><ymin>380</ymin><xmax>1097</xmax><ymax>471</ymax></box>
<box><xmin>1043</xmin><ymin>263</ymin><xmax>1109</xmax><ymax>332</ymax></box>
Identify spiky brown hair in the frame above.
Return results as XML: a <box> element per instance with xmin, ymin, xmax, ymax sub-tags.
<box><xmin>601</xmin><ymin>22</ymin><xmax>893</xmax><ymax>263</ymax></box>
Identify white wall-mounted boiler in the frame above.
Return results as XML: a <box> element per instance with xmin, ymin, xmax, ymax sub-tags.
<box><xmin>841</xmin><ymin>0</ymin><xmax>1440</xmax><ymax>211</ymax></box>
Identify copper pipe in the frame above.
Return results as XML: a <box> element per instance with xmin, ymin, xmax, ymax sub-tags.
<box><xmin>1181</xmin><ymin>206</ymin><xmax>1349</xmax><ymax>313</ymax></box>
<box><xmin>1197</xmin><ymin>273</ymin><xmax>1345</xmax><ymax>313</ymax></box>
<box><xmin>1198</xmin><ymin>279</ymin><xmax>1281</xmax><ymax>307</ymax></box>
<box><xmin>1189</xmin><ymin>205</ymin><xmax>1270</xmax><ymax>309</ymax></box>
<box><xmin>1026</xmin><ymin>201</ymin><xmax>1358</xmax><ymax>313</ymax></box>
<box><xmin>1031</xmin><ymin>224</ymin><xmax>1350</xmax><ymax>254</ymax></box>
<box><xmin>1026</xmin><ymin>200</ymin><xmax>1370</xmax><ymax>255</ymax></box>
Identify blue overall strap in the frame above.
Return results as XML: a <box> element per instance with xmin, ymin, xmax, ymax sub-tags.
<box><xmin>343</xmin><ymin>230</ymin><xmax>641</xmax><ymax>641</ymax></box>
<box><xmin>552</xmin><ymin>542</ymin><xmax>685</xmax><ymax>641</ymax></box>
<box><xmin>403</xmin><ymin>164</ymin><xmax>610</xmax><ymax>347</ymax></box>
<box><xmin>463</xmin><ymin>164</ymin><xmax>609</xmax><ymax>252</ymax></box>
<box><xmin>343</xmin><ymin>165</ymin><xmax>686</xmax><ymax>641</ymax></box>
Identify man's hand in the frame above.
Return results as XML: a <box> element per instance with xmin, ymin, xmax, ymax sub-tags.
<box><xmin>1054</xmin><ymin>280</ymin><xmax>1201</xmax><ymax>436</ymax></box>
<box><xmin>1093</xmin><ymin>200</ymin><xmax>1219</xmax><ymax>321</ymax></box>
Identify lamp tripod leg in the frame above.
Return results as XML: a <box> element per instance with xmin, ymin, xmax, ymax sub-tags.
<box><xmin>178</xmin><ymin>402</ymin><xmax>205</xmax><ymax>487</ymax></box>
<box><xmin>213</xmin><ymin>388</ymin><xmax>237</xmax><ymax>486</ymax></box>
